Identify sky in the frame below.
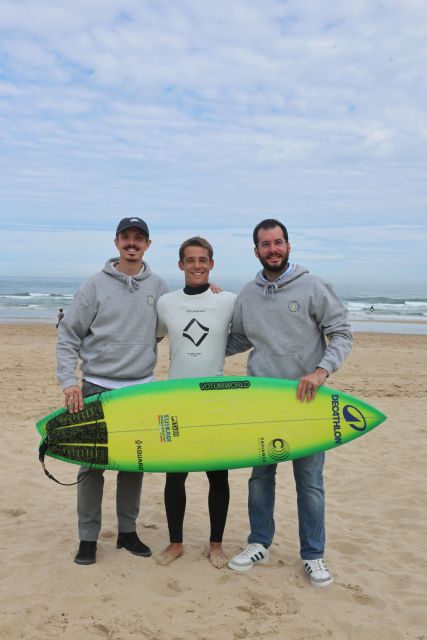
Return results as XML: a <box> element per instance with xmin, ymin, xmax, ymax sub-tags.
<box><xmin>0</xmin><ymin>0</ymin><xmax>426</xmax><ymax>294</ymax></box>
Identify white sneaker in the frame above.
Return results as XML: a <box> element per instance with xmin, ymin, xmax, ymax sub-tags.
<box><xmin>228</xmin><ymin>543</ymin><xmax>270</xmax><ymax>572</ymax></box>
<box><xmin>303</xmin><ymin>558</ymin><xmax>334</xmax><ymax>587</ymax></box>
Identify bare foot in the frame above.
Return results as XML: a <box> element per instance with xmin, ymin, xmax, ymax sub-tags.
<box><xmin>209</xmin><ymin>543</ymin><xmax>227</xmax><ymax>569</ymax></box>
<box><xmin>156</xmin><ymin>543</ymin><xmax>184</xmax><ymax>566</ymax></box>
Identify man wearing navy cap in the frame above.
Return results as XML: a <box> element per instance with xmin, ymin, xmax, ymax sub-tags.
<box><xmin>57</xmin><ymin>217</ymin><xmax>168</xmax><ymax>565</ymax></box>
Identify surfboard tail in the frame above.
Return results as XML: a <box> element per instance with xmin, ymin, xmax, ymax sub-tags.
<box><xmin>36</xmin><ymin>397</ymin><xmax>110</xmax><ymax>469</ymax></box>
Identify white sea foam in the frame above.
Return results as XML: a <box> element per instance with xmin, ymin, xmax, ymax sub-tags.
<box><xmin>1</xmin><ymin>276</ymin><xmax>426</xmax><ymax>332</ymax></box>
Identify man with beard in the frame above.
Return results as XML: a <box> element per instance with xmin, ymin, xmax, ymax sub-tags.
<box><xmin>226</xmin><ymin>219</ymin><xmax>352</xmax><ymax>586</ymax></box>
<box><xmin>57</xmin><ymin>217</ymin><xmax>168</xmax><ymax>565</ymax></box>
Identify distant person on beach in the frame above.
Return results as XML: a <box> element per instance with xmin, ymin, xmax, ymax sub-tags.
<box><xmin>156</xmin><ymin>237</ymin><xmax>236</xmax><ymax>569</ymax></box>
<box><xmin>225</xmin><ymin>218</ymin><xmax>352</xmax><ymax>586</ymax></box>
<box><xmin>56</xmin><ymin>217</ymin><xmax>167</xmax><ymax>566</ymax></box>
<box><xmin>370</xmin><ymin>305</ymin><xmax>375</xmax><ymax>312</ymax></box>
<box><xmin>56</xmin><ymin>308</ymin><xmax>64</xmax><ymax>328</ymax></box>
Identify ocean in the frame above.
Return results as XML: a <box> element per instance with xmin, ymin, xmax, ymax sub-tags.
<box><xmin>1</xmin><ymin>275</ymin><xmax>427</xmax><ymax>335</ymax></box>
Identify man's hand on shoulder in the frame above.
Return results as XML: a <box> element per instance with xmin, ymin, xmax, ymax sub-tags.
<box><xmin>297</xmin><ymin>367</ymin><xmax>329</xmax><ymax>403</ymax></box>
<box><xmin>209</xmin><ymin>282</ymin><xmax>222</xmax><ymax>294</ymax></box>
<box><xmin>63</xmin><ymin>385</ymin><xmax>84</xmax><ymax>413</ymax></box>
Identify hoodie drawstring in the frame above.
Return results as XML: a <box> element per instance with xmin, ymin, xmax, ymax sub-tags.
<box><xmin>264</xmin><ymin>282</ymin><xmax>278</xmax><ymax>299</ymax></box>
<box><xmin>126</xmin><ymin>276</ymin><xmax>140</xmax><ymax>292</ymax></box>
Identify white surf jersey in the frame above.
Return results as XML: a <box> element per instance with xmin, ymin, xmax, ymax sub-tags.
<box><xmin>157</xmin><ymin>288</ymin><xmax>236</xmax><ymax>379</ymax></box>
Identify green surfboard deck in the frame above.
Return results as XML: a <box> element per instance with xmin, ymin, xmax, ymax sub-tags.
<box><xmin>36</xmin><ymin>376</ymin><xmax>387</xmax><ymax>472</ymax></box>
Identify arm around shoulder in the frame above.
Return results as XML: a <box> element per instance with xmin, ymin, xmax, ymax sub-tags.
<box><xmin>225</xmin><ymin>331</ymin><xmax>252</xmax><ymax>356</ymax></box>
<box><xmin>155</xmin><ymin>293</ymin><xmax>169</xmax><ymax>339</ymax></box>
<box><xmin>225</xmin><ymin>295</ymin><xmax>252</xmax><ymax>356</ymax></box>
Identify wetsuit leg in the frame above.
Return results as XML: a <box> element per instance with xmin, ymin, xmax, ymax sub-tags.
<box><xmin>206</xmin><ymin>470</ymin><xmax>230</xmax><ymax>543</ymax></box>
<box><xmin>164</xmin><ymin>472</ymin><xmax>189</xmax><ymax>543</ymax></box>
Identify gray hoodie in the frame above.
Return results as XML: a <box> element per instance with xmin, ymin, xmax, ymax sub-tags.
<box><xmin>227</xmin><ymin>264</ymin><xmax>352</xmax><ymax>379</ymax></box>
<box><xmin>56</xmin><ymin>259</ymin><xmax>168</xmax><ymax>389</ymax></box>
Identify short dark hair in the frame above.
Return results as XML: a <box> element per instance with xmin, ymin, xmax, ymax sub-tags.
<box><xmin>253</xmin><ymin>219</ymin><xmax>288</xmax><ymax>245</ymax></box>
<box><xmin>179</xmin><ymin>236</ymin><xmax>214</xmax><ymax>261</ymax></box>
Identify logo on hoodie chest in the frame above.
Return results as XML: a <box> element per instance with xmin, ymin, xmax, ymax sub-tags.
<box><xmin>288</xmin><ymin>300</ymin><xmax>300</xmax><ymax>312</ymax></box>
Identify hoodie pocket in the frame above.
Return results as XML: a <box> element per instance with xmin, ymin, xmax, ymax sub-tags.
<box><xmin>248</xmin><ymin>351</ymin><xmax>309</xmax><ymax>380</ymax></box>
<box><xmin>90</xmin><ymin>342</ymin><xmax>156</xmax><ymax>377</ymax></box>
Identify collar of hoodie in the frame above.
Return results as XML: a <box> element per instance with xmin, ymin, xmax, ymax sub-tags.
<box><xmin>103</xmin><ymin>258</ymin><xmax>149</xmax><ymax>292</ymax></box>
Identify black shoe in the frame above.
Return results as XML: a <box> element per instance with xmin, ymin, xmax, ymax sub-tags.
<box><xmin>117</xmin><ymin>532</ymin><xmax>152</xmax><ymax>557</ymax></box>
<box><xmin>74</xmin><ymin>540</ymin><xmax>97</xmax><ymax>565</ymax></box>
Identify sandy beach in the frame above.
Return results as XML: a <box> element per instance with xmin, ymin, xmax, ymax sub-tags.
<box><xmin>1</xmin><ymin>324</ymin><xmax>426</xmax><ymax>640</ymax></box>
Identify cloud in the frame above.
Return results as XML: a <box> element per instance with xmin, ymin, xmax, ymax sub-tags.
<box><xmin>0</xmin><ymin>0</ymin><xmax>426</xmax><ymax>290</ymax></box>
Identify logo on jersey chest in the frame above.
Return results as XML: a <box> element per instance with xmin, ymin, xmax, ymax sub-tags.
<box><xmin>183</xmin><ymin>318</ymin><xmax>210</xmax><ymax>346</ymax></box>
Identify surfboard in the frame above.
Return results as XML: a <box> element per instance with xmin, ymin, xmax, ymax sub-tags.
<box><xmin>36</xmin><ymin>376</ymin><xmax>386</xmax><ymax>473</ymax></box>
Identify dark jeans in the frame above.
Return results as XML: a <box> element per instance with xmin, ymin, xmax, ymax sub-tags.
<box><xmin>247</xmin><ymin>453</ymin><xmax>326</xmax><ymax>560</ymax></box>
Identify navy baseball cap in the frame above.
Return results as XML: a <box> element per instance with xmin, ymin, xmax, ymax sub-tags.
<box><xmin>116</xmin><ymin>217</ymin><xmax>149</xmax><ymax>237</ymax></box>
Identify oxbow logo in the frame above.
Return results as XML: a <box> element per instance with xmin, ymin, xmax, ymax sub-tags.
<box><xmin>343</xmin><ymin>405</ymin><xmax>367</xmax><ymax>432</ymax></box>
<box><xmin>288</xmin><ymin>301</ymin><xmax>300</xmax><ymax>312</ymax></box>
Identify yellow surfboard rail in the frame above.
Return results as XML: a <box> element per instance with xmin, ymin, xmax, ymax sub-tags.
<box><xmin>36</xmin><ymin>376</ymin><xmax>387</xmax><ymax>472</ymax></box>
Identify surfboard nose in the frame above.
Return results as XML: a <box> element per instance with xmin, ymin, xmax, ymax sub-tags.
<box><xmin>343</xmin><ymin>402</ymin><xmax>387</xmax><ymax>432</ymax></box>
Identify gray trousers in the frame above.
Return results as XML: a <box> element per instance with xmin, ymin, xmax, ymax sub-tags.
<box><xmin>77</xmin><ymin>381</ymin><xmax>143</xmax><ymax>541</ymax></box>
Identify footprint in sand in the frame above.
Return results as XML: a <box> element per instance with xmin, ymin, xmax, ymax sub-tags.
<box><xmin>340</xmin><ymin>582</ymin><xmax>385</xmax><ymax>608</ymax></box>
<box><xmin>2</xmin><ymin>508</ymin><xmax>27</xmax><ymax>518</ymax></box>
<box><xmin>93</xmin><ymin>622</ymin><xmax>115</xmax><ymax>639</ymax></box>
<box><xmin>151</xmin><ymin>578</ymin><xmax>187</xmax><ymax>597</ymax></box>
<box><xmin>99</xmin><ymin>530</ymin><xmax>115</xmax><ymax>540</ymax></box>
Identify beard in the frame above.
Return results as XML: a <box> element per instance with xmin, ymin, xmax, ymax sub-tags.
<box><xmin>258</xmin><ymin>252</ymin><xmax>289</xmax><ymax>274</ymax></box>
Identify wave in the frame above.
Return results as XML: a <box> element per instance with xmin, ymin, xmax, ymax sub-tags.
<box><xmin>0</xmin><ymin>292</ymin><xmax>73</xmax><ymax>299</ymax></box>
<box><xmin>345</xmin><ymin>296</ymin><xmax>427</xmax><ymax>305</ymax></box>
<box><xmin>1</xmin><ymin>276</ymin><xmax>426</xmax><ymax>328</ymax></box>
<box><xmin>345</xmin><ymin>298</ymin><xmax>427</xmax><ymax>318</ymax></box>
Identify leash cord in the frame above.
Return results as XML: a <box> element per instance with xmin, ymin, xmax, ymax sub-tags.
<box><xmin>38</xmin><ymin>393</ymin><xmax>103</xmax><ymax>486</ymax></box>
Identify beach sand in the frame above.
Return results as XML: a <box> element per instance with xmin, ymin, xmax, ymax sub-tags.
<box><xmin>1</xmin><ymin>324</ymin><xmax>426</xmax><ymax>640</ymax></box>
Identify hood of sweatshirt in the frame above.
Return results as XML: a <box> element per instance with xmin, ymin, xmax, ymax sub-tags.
<box><xmin>102</xmin><ymin>258</ymin><xmax>152</xmax><ymax>292</ymax></box>
<box><xmin>255</xmin><ymin>263</ymin><xmax>309</xmax><ymax>298</ymax></box>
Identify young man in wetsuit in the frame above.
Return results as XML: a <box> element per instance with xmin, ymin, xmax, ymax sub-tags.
<box><xmin>156</xmin><ymin>237</ymin><xmax>236</xmax><ymax>568</ymax></box>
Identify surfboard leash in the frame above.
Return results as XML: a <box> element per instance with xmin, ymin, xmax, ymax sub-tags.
<box><xmin>38</xmin><ymin>393</ymin><xmax>103</xmax><ymax>486</ymax></box>
<box><xmin>38</xmin><ymin>438</ymin><xmax>87</xmax><ymax>486</ymax></box>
